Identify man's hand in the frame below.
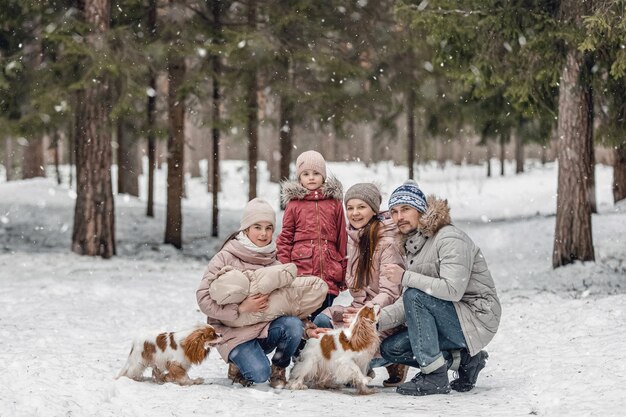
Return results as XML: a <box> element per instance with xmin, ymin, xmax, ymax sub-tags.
<box><xmin>238</xmin><ymin>294</ymin><xmax>269</xmax><ymax>313</ymax></box>
<box><xmin>382</xmin><ymin>263</ymin><xmax>405</xmax><ymax>283</ymax></box>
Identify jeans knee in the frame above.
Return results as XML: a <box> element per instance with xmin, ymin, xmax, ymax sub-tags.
<box><xmin>403</xmin><ymin>287</ymin><xmax>429</xmax><ymax>305</ymax></box>
<box><xmin>313</xmin><ymin>313</ymin><xmax>332</xmax><ymax>329</ymax></box>
<box><xmin>380</xmin><ymin>338</ymin><xmax>401</xmax><ymax>361</ymax></box>
<box><xmin>281</xmin><ymin>316</ymin><xmax>305</xmax><ymax>339</ymax></box>
<box><xmin>380</xmin><ymin>339</ymin><xmax>393</xmax><ymax>361</ymax></box>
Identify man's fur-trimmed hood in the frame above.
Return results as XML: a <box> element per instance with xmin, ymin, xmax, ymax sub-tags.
<box><xmin>396</xmin><ymin>195</ymin><xmax>451</xmax><ymax>249</ymax></box>
<box><xmin>280</xmin><ymin>175</ymin><xmax>344</xmax><ymax>205</ymax></box>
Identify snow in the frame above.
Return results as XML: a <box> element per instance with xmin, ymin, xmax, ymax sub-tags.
<box><xmin>1</xmin><ymin>159</ymin><xmax>625</xmax><ymax>417</ymax></box>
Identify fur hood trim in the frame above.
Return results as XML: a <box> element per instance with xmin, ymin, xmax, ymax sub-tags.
<box><xmin>419</xmin><ymin>195</ymin><xmax>451</xmax><ymax>237</ymax></box>
<box><xmin>280</xmin><ymin>175</ymin><xmax>344</xmax><ymax>205</ymax></box>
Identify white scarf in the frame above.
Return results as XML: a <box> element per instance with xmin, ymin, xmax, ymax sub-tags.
<box><xmin>236</xmin><ymin>231</ymin><xmax>277</xmax><ymax>254</ymax></box>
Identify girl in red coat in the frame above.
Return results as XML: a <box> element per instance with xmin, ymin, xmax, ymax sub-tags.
<box><xmin>277</xmin><ymin>150</ymin><xmax>347</xmax><ymax>317</ymax></box>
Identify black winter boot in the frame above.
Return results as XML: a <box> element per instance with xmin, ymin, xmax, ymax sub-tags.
<box><xmin>450</xmin><ymin>350</ymin><xmax>488</xmax><ymax>392</ymax></box>
<box><xmin>396</xmin><ymin>364</ymin><xmax>450</xmax><ymax>396</ymax></box>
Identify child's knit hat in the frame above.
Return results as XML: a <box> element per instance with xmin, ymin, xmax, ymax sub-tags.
<box><xmin>388</xmin><ymin>180</ymin><xmax>428</xmax><ymax>214</ymax></box>
<box><xmin>344</xmin><ymin>183</ymin><xmax>382</xmax><ymax>213</ymax></box>
<box><xmin>296</xmin><ymin>150</ymin><xmax>327</xmax><ymax>180</ymax></box>
<box><xmin>240</xmin><ymin>198</ymin><xmax>276</xmax><ymax>230</ymax></box>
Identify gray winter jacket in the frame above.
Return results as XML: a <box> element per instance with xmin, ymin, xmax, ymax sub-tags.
<box><xmin>378</xmin><ymin>196</ymin><xmax>501</xmax><ymax>356</ymax></box>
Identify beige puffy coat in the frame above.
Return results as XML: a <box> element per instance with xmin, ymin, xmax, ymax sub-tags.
<box><xmin>209</xmin><ymin>263</ymin><xmax>328</xmax><ymax>327</ymax></box>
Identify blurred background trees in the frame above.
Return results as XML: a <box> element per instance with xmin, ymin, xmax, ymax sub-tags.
<box><xmin>1</xmin><ymin>0</ymin><xmax>624</xmax><ymax>266</ymax></box>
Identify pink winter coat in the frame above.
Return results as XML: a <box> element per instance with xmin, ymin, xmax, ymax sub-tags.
<box><xmin>323</xmin><ymin>216</ymin><xmax>405</xmax><ymax>326</ymax></box>
<box><xmin>277</xmin><ymin>176</ymin><xmax>348</xmax><ymax>296</ymax></box>
<box><xmin>196</xmin><ymin>239</ymin><xmax>280</xmax><ymax>361</ymax></box>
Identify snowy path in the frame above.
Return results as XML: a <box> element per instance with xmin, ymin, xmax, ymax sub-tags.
<box><xmin>1</xmin><ymin>251</ymin><xmax>625</xmax><ymax>417</ymax></box>
<box><xmin>1</xmin><ymin>162</ymin><xmax>625</xmax><ymax>416</ymax></box>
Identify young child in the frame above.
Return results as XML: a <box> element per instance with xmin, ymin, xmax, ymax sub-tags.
<box><xmin>208</xmin><ymin>262</ymin><xmax>328</xmax><ymax>327</ymax></box>
<box><xmin>196</xmin><ymin>198</ymin><xmax>324</xmax><ymax>389</ymax></box>
<box><xmin>277</xmin><ymin>150</ymin><xmax>347</xmax><ymax>317</ymax></box>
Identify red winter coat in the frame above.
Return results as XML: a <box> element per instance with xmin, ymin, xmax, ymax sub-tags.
<box><xmin>277</xmin><ymin>176</ymin><xmax>347</xmax><ymax>295</ymax></box>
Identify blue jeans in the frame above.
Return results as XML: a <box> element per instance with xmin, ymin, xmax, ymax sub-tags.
<box><xmin>228</xmin><ymin>316</ymin><xmax>303</xmax><ymax>383</ymax></box>
<box><xmin>380</xmin><ymin>288</ymin><xmax>466</xmax><ymax>373</ymax></box>
<box><xmin>313</xmin><ymin>312</ymin><xmax>333</xmax><ymax>329</ymax></box>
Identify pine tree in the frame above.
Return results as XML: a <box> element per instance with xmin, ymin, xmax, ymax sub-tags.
<box><xmin>71</xmin><ymin>0</ymin><xmax>116</xmax><ymax>258</ymax></box>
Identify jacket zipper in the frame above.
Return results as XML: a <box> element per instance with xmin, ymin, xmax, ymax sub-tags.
<box><xmin>315</xmin><ymin>198</ymin><xmax>324</xmax><ymax>280</ymax></box>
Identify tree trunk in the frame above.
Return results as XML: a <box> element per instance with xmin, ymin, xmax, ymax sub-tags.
<box><xmin>68</xmin><ymin>119</ymin><xmax>75</xmax><ymax>188</ymax></box>
<box><xmin>553</xmin><ymin>46</ymin><xmax>595</xmax><ymax>267</ymax></box>
<box><xmin>246</xmin><ymin>0</ymin><xmax>258</xmax><ymax>201</ymax></box>
<box><xmin>613</xmin><ymin>143</ymin><xmax>626</xmax><ymax>203</ymax></box>
<box><xmin>22</xmin><ymin>136</ymin><xmax>46</xmax><ymax>179</ymax></box>
<box><xmin>407</xmin><ymin>88</ymin><xmax>416</xmax><ymax>179</ymax></box>
<box><xmin>52</xmin><ymin>130</ymin><xmax>62</xmax><ymax>185</ymax></box>
<box><xmin>164</xmin><ymin>38</ymin><xmax>186</xmax><ymax>249</ymax></box>
<box><xmin>363</xmin><ymin>124</ymin><xmax>373</xmax><ymax>167</ymax></box>
<box><xmin>321</xmin><ymin>128</ymin><xmax>336</xmax><ymax>161</ymax></box>
<box><xmin>278</xmin><ymin>56</ymin><xmax>294</xmax><ymax>209</ymax></box>
<box><xmin>4</xmin><ymin>137</ymin><xmax>14</xmax><ymax>181</ymax></box>
<box><xmin>210</xmin><ymin>0</ymin><xmax>223</xmax><ymax>237</ymax></box>
<box><xmin>485</xmin><ymin>136</ymin><xmax>492</xmax><ymax>178</ymax></box>
<box><xmin>116</xmin><ymin>120</ymin><xmax>140</xmax><ymax>196</ymax></box>
<box><xmin>71</xmin><ymin>0</ymin><xmax>115</xmax><ymax>258</ymax></box>
<box><xmin>515</xmin><ymin>131</ymin><xmax>524</xmax><ymax>174</ymax></box>
<box><xmin>187</xmin><ymin>131</ymin><xmax>201</xmax><ymax>178</ymax></box>
<box><xmin>588</xmin><ymin>127</ymin><xmax>597</xmax><ymax>214</ymax></box>
<box><xmin>499</xmin><ymin>132</ymin><xmax>507</xmax><ymax>176</ymax></box>
<box><xmin>541</xmin><ymin>145</ymin><xmax>547</xmax><ymax>166</ymax></box>
<box><xmin>146</xmin><ymin>0</ymin><xmax>157</xmax><ymax>217</ymax></box>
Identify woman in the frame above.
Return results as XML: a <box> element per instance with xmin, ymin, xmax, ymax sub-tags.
<box><xmin>196</xmin><ymin>198</ymin><xmax>324</xmax><ymax>389</ymax></box>
<box><xmin>313</xmin><ymin>183</ymin><xmax>408</xmax><ymax>386</ymax></box>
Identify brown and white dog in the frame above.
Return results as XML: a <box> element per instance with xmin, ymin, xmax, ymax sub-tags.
<box><xmin>116</xmin><ymin>324</ymin><xmax>222</xmax><ymax>386</ymax></box>
<box><xmin>287</xmin><ymin>305</ymin><xmax>381</xmax><ymax>395</ymax></box>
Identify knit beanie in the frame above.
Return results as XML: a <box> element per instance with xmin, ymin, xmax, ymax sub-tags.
<box><xmin>296</xmin><ymin>150</ymin><xmax>327</xmax><ymax>180</ymax></box>
<box><xmin>344</xmin><ymin>183</ymin><xmax>382</xmax><ymax>213</ymax></box>
<box><xmin>388</xmin><ymin>180</ymin><xmax>428</xmax><ymax>214</ymax></box>
<box><xmin>239</xmin><ymin>198</ymin><xmax>276</xmax><ymax>231</ymax></box>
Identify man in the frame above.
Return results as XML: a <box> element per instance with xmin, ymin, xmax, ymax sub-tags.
<box><xmin>379</xmin><ymin>180</ymin><xmax>501</xmax><ymax>396</ymax></box>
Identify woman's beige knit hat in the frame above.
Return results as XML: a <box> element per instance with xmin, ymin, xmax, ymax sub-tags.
<box><xmin>240</xmin><ymin>198</ymin><xmax>276</xmax><ymax>230</ymax></box>
<box><xmin>344</xmin><ymin>183</ymin><xmax>382</xmax><ymax>213</ymax></box>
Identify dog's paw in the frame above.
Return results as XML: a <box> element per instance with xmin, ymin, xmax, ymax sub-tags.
<box><xmin>286</xmin><ymin>380</ymin><xmax>308</xmax><ymax>391</ymax></box>
<box><xmin>192</xmin><ymin>377</ymin><xmax>204</xmax><ymax>385</ymax></box>
<box><xmin>357</xmin><ymin>385</ymin><xmax>377</xmax><ymax>395</ymax></box>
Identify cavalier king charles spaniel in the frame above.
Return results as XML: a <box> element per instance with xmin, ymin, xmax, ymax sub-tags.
<box><xmin>117</xmin><ymin>324</ymin><xmax>222</xmax><ymax>386</ymax></box>
<box><xmin>287</xmin><ymin>305</ymin><xmax>380</xmax><ymax>395</ymax></box>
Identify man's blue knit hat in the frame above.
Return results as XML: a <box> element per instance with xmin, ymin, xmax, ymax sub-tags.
<box><xmin>388</xmin><ymin>180</ymin><xmax>428</xmax><ymax>213</ymax></box>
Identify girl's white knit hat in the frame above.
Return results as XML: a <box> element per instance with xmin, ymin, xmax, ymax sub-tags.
<box><xmin>240</xmin><ymin>198</ymin><xmax>276</xmax><ymax>230</ymax></box>
<box><xmin>296</xmin><ymin>150</ymin><xmax>327</xmax><ymax>180</ymax></box>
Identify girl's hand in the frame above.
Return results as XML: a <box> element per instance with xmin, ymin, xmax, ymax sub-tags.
<box><xmin>238</xmin><ymin>294</ymin><xmax>270</xmax><ymax>313</ymax></box>
<box><xmin>306</xmin><ymin>327</ymin><xmax>330</xmax><ymax>339</ymax></box>
<box><xmin>342</xmin><ymin>306</ymin><xmax>359</xmax><ymax>326</ymax></box>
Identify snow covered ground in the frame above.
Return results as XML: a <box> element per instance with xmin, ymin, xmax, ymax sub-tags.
<box><xmin>0</xmin><ymin>160</ymin><xmax>624</xmax><ymax>417</ymax></box>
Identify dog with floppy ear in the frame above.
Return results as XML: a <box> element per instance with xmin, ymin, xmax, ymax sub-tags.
<box><xmin>287</xmin><ymin>305</ymin><xmax>381</xmax><ymax>395</ymax></box>
<box><xmin>116</xmin><ymin>324</ymin><xmax>222</xmax><ymax>386</ymax></box>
